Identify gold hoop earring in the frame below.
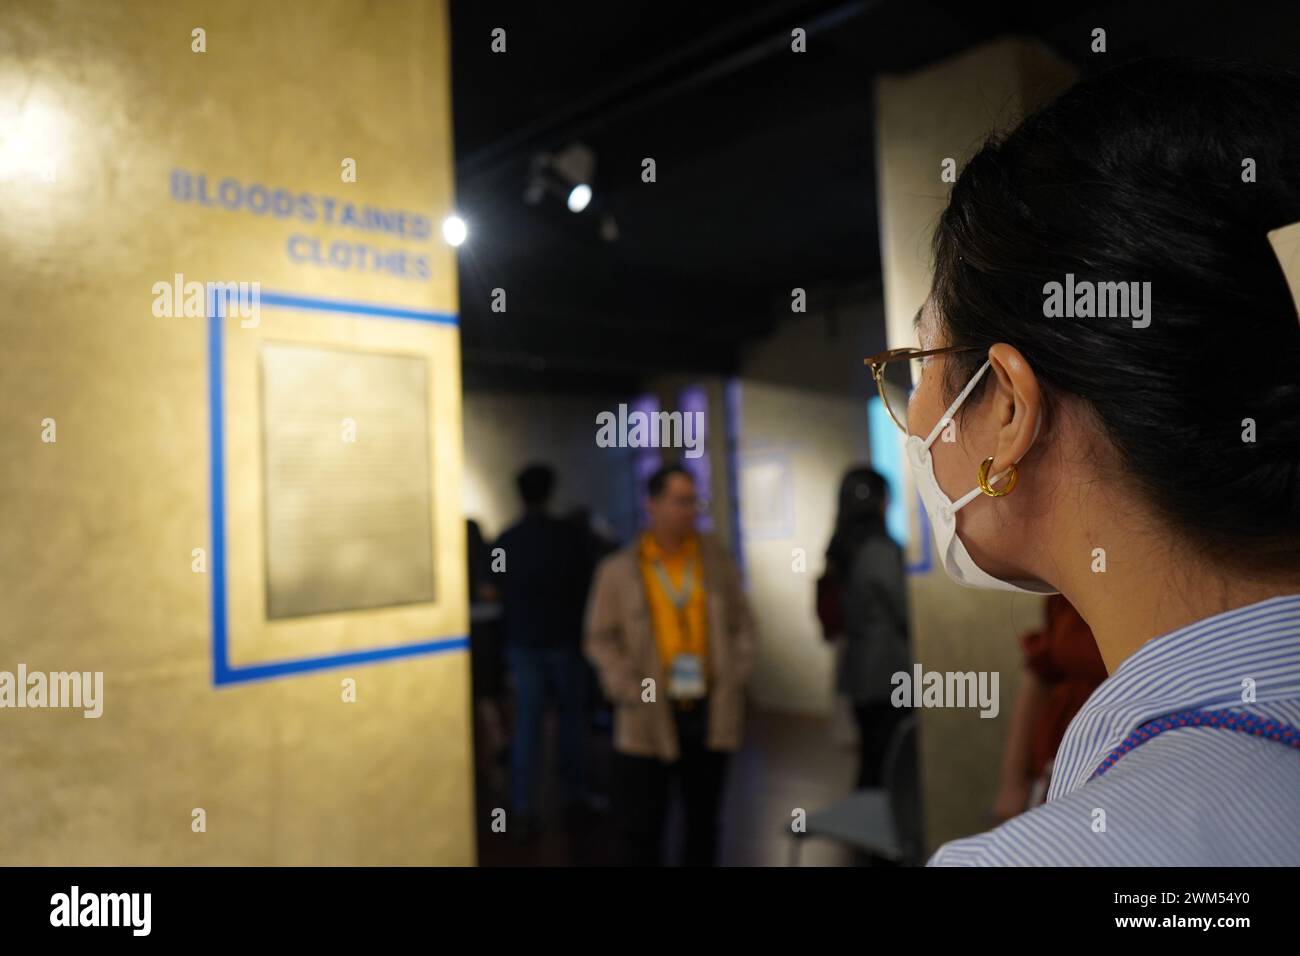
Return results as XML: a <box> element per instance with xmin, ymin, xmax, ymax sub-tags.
<box><xmin>978</xmin><ymin>457</ymin><xmax>1018</xmax><ymax>497</ymax></box>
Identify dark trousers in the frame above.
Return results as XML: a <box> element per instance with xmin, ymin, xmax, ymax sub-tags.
<box><xmin>614</xmin><ymin>702</ymin><xmax>729</xmax><ymax>866</ymax></box>
<box><xmin>853</xmin><ymin>702</ymin><xmax>905</xmax><ymax>789</ymax></box>
<box><xmin>507</xmin><ymin>645</ymin><xmax>588</xmax><ymax>818</ymax></box>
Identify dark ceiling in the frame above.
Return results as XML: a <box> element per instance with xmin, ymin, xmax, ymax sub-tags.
<box><xmin>449</xmin><ymin>0</ymin><xmax>1300</xmax><ymax>392</ymax></box>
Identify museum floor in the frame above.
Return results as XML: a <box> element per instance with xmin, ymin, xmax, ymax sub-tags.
<box><xmin>475</xmin><ymin>708</ymin><xmax>855</xmax><ymax>867</ymax></box>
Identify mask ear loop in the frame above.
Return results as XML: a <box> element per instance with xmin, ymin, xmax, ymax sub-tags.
<box><xmin>923</xmin><ymin>358</ymin><xmax>1044</xmax><ymax>516</ymax></box>
<box><xmin>923</xmin><ymin>359</ymin><xmax>992</xmax><ymax>449</ymax></box>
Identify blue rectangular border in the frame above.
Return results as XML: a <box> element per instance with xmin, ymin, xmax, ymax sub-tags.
<box><xmin>208</xmin><ymin>289</ymin><xmax>467</xmax><ymax>686</ymax></box>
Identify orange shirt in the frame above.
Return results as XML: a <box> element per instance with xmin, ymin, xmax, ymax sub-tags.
<box><xmin>638</xmin><ymin>532</ymin><xmax>709</xmax><ymax>675</ymax></box>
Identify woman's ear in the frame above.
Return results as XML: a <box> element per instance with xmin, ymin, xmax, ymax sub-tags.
<box><xmin>986</xmin><ymin>343</ymin><xmax>1043</xmax><ymax>476</ymax></box>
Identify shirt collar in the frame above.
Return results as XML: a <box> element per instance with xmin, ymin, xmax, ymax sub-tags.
<box><xmin>640</xmin><ymin>532</ymin><xmax>698</xmax><ymax>563</ymax></box>
<box><xmin>1049</xmin><ymin>593</ymin><xmax>1300</xmax><ymax>798</ymax></box>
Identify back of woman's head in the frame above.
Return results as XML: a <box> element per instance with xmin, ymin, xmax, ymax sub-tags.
<box><xmin>837</xmin><ymin>467</ymin><xmax>888</xmax><ymax>524</ymax></box>
<box><xmin>826</xmin><ymin>466</ymin><xmax>890</xmax><ymax>569</ymax></box>
<box><xmin>932</xmin><ymin>56</ymin><xmax>1300</xmax><ymax>570</ymax></box>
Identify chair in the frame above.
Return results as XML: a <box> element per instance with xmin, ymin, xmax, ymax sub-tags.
<box><xmin>788</xmin><ymin>715</ymin><xmax>923</xmax><ymax>865</ymax></box>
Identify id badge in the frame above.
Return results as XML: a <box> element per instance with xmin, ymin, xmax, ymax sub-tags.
<box><xmin>667</xmin><ymin>653</ymin><xmax>706</xmax><ymax>700</ymax></box>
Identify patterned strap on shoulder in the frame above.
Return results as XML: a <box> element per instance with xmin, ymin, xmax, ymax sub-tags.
<box><xmin>1090</xmin><ymin>708</ymin><xmax>1300</xmax><ymax>781</ymax></box>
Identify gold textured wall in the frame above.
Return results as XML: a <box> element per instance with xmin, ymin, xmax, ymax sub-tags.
<box><xmin>0</xmin><ymin>0</ymin><xmax>474</xmax><ymax>864</ymax></box>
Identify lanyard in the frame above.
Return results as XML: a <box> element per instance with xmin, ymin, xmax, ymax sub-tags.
<box><xmin>1090</xmin><ymin>708</ymin><xmax>1300</xmax><ymax>781</ymax></box>
<box><xmin>651</xmin><ymin>557</ymin><xmax>696</xmax><ymax>610</ymax></box>
<box><xmin>651</xmin><ymin>557</ymin><xmax>698</xmax><ymax>657</ymax></box>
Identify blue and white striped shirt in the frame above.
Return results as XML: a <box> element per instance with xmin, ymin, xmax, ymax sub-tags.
<box><xmin>929</xmin><ymin>594</ymin><xmax>1300</xmax><ymax>866</ymax></box>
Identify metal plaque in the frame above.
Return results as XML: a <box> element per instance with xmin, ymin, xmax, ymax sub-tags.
<box><xmin>260</xmin><ymin>343</ymin><xmax>435</xmax><ymax>619</ymax></box>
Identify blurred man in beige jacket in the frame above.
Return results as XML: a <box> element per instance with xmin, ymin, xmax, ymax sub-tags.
<box><xmin>584</xmin><ymin>464</ymin><xmax>757</xmax><ymax>865</ymax></box>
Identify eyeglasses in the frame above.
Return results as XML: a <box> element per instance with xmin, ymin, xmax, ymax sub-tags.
<box><xmin>863</xmin><ymin>345</ymin><xmax>984</xmax><ymax>433</ymax></box>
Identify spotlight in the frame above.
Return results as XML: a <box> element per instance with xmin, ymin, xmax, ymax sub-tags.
<box><xmin>442</xmin><ymin>215</ymin><xmax>467</xmax><ymax>247</ymax></box>
<box><xmin>524</xmin><ymin>143</ymin><xmax>597</xmax><ymax>210</ymax></box>
<box><xmin>567</xmin><ymin>183</ymin><xmax>592</xmax><ymax>213</ymax></box>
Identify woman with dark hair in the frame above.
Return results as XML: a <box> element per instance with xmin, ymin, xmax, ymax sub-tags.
<box><xmin>866</xmin><ymin>57</ymin><xmax>1300</xmax><ymax>865</ymax></box>
<box><xmin>824</xmin><ymin>467</ymin><xmax>909</xmax><ymax>789</ymax></box>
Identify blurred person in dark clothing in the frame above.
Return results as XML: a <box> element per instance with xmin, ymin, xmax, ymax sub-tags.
<box><xmin>584</xmin><ymin>464</ymin><xmax>757</xmax><ymax>866</ymax></box>
<box><xmin>467</xmin><ymin>518</ymin><xmax>507</xmax><ymax>778</ymax></box>
<box><xmin>822</xmin><ymin>467</ymin><xmax>910</xmax><ymax>789</ymax></box>
<box><xmin>563</xmin><ymin>506</ymin><xmax>620</xmax><ymax>577</ymax></box>
<box><xmin>563</xmin><ymin>505</ymin><xmax>622</xmax><ymax>742</ymax></box>
<box><xmin>495</xmin><ymin>464</ymin><xmax>594</xmax><ymax>837</ymax></box>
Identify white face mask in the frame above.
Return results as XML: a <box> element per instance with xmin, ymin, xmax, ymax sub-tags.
<box><xmin>904</xmin><ymin>359</ymin><xmax>1058</xmax><ymax>595</ymax></box>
